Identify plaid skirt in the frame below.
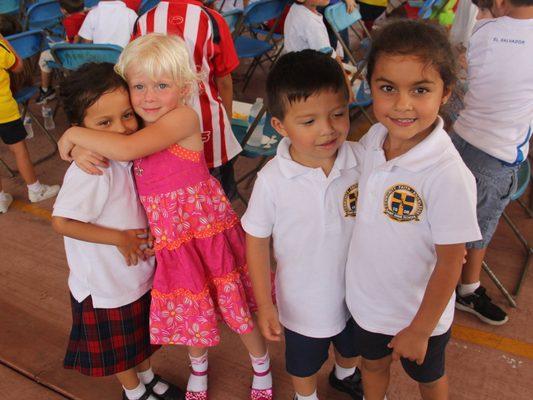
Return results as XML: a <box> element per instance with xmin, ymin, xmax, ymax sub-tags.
<box><xmin>64</xmin><ymin>291</ymin><xmax>159</xmax><ymax>377</ymax></box>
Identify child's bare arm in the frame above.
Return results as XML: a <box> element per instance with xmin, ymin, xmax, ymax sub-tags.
<box><xmin>246</xmin><ymin>233</ymin><xmax>282</xmax><ymax>341</ymax></box>
<box><xmin>215</xmin><ymin>73</ymin><xmax>233</xmax><ymax>119</ymax></box>
<box><xmin>388</xmin><ymin>243</ymin><xmax>464</xmax><ymax>364</ymax></box>
<box><xmin>58</xmin><ymin>106</ymin><xmax>200</xmax><ymax>161</ymax></box>
<box><xmin>70</xmin><ymin>145</ymin><xmax>108</xmax><ymax>175</ymax></box>
<box><xmin>52</xmin><ymin>217</ymin><xmax>150</xmax><ymax>266</ymax></box>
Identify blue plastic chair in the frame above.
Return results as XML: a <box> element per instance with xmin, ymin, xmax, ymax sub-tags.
<box><xmin>25</xmin><ymin>0</ymin><xmax>64</xmax><ymax>40</ymax></box>
<box><xmin>139</xmin><ymin>0</ymin><xmax>161</xmax><ymax>15</ymax></box>
<box><xmin>482</xmin><ymin>159</ymin><xmax>532</xmax><ymax>307</ymax></box>
<box><xmin>84</xmin><ymin>0</ymin><xmax>100</xmax><ymax>8</ymax></box>
<box><xmin>0</xmin><ymin>0</ymin><xmax>20</xmax><ymax>15</ymax></box>
<box><xmin>4</xmin><ymin>30</ymin><xmax>58</xmax><ymax>175</ymax></box>
<box><xmin>324</xmin><ymin>3</ymin><xmax>371</xmax><ymax>67</ymax></box>
<box><xmin>324</xmin><ymin>3</ymin><xmax>374</xmax><ymax>123</ymax></box>
<box><xmin>222</xmin><ymin>9</ymin><xmax>243</xmax><ymax>34</ymax></box>
<box><xmin>49</xmin><ymin>43</ymin><xmax>123</xmax><ymax>70</ymax></box>
<box><xmin>234</xmin><ymin>0</ymin><xmax>287</xmax><ymax>92</ymax></box>
<box><xmin>231</xmin><ymin>103</ymin><xmax>282</xmax><ymax>204</ymax></box>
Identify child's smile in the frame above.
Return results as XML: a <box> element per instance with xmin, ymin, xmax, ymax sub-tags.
<box><xmin>127</xmin><ymin>67</ymin><xmax>183</xmax><ymax>125</ymax></box>
<box><xmin>370</xmin><ymin>54</ymin><xmax>450</xmax><ymax>153</ymax></box>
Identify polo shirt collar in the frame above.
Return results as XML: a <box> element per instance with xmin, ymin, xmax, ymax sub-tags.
<box><xmin>370</xmin><ymin>117</ymin><xmax>450</xmax><ymax>172</ymax></box>
<box><xmin>276</xmin><ymin>137</ymin><xmax>357</xmax><ymax>179</ymax></box>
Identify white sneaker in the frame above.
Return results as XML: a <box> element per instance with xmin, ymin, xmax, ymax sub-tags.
<box><xmin>28</xmin><ymin>184</ymin><xmax>60</xmax><ymax>203</ymax></box>
<box><xmin>0</xmin><ymin>193</ymin><xmax>13</xmax><ymax>214</ymax></box>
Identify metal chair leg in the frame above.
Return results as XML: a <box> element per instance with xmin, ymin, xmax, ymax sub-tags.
<box><xmin>501</xmin><ymin>211</ymin><xmax>532</xmax><ymax>297</ymax></box>
<box><xmin>482</xmin><ymin>261</ymin><xmax>517</xmax><ymax>308</ymax></box>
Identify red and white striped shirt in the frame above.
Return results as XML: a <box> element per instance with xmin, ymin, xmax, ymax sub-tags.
<box><xmin>135</xmin><ymin>0</ymin><xmax>241</xmax><ymax>168</ymax></box>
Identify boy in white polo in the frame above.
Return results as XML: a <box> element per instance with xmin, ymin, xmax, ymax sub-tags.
<box><xmin>78</xmin><ymin>0</ymin><xmax>137</xmax><ymax>48</ymax></box>
<box><xmin>451</xmin><ymin>0</ymin><xmax>533</xmax><ymax>325</ymax></box>
<box><xmin>242</xmin><ymin>50</ymin><xmax>363</xmax><ymax>400</ymax></box>
<box><xmin>345</xmin><ymin>21</ymin><xmax>482</xmax><ymax>400</ymax></box>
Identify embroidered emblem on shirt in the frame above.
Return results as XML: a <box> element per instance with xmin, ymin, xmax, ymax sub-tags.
<box><xmin>383</xmin><ymin>184</ymin><xmax>423</xmax><ymax>222</ymax></box>
<box><xmin>343</xmin><ymin>183</ymin><xmax>358</xmax><ymax>217</ymax></box>
<box><xmin>201</xmin><ymin>131</ymin><xmax>211</xmax><ymax>143</ymax></box>
<box><xmin>169</xmin><ymin>16</ymin><xmax>184</xmax><ymax>25</ymax></box>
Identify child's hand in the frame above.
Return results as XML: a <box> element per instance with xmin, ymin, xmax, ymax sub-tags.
<box><xmin>257</xmin><ymin>304</ymin><xmax>282</xmax><ymax>342</ymax></box>
<box><xmin>71</xmin><ymin>145</ymin><xmax>108</xmax><ymax>175</ymax></box>
<box><xmin>345</xmin><ymin>0</ymin><xmax>356</xmax><ymax>13</ymax></box>
<box><xmin>143</xmin><ymin>230</ymin><xmax>156</xmax><ymax>258</ymax></box>
<box><xmin>58</xmin><ymin>130</ymin><xmax>76</xmax><ymax>162</ymax></box>
<box><xmin>388</xmin><ymin>326</ymin><xmax>429</xmax><ymax>365</ymax></box>
<box><xmin>117</xmin><ymin>228</ymin><xmax>150</xmax><ymax>266</ymax></box>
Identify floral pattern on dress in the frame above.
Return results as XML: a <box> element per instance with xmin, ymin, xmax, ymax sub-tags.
<box><xmin>150</xmin><ymin>269</ymin><xmax>255</xmax><ymax>346</ymax></box>
<box><xmin>140</xmin><ymin>177</ymin><xmax>239</xmax><ymax>252</ymax></box>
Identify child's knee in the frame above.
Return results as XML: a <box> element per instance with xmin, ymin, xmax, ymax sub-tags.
<box><xmin>362</xmin><ymin>356</ymin><xmax>391</xmax><ymax>373</ymax></box>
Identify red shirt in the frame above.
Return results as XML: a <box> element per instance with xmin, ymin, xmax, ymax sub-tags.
<box><xmin>63</xmin><ymin>12</ymin><xmax>87</xmax><ymax>43</ymax></box>
<box><xmin>123</xmin><ymin>0</ymin><xmax>141</xmax><ymax>11</ymax></box>
<box><xmin>135</xmin><ymin>0</ymin><xmax>241</xmax><ymax>168</ymax></box>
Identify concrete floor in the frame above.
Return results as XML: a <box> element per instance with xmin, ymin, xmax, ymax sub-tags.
<box><xmin>0</xmin><ymin>62</ymin><xmax>532</xmax><ymax>400</ymax></box>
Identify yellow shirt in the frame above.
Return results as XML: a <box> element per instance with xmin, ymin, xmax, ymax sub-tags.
<box><xmin>0</xmin><ymin>41</ymin><xmax>20</xmax><ymax>124</ymax></box>
<box><xmin>359</xmin><ymin>0</ymin><xmax>388</xmax><ymax>7</ymax></box>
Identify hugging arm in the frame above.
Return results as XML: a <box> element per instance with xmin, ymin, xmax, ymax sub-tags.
<box><xmin>59</xmin><ymin>107</ymin><xmax>200</xmax><ymax>162</ymax></box>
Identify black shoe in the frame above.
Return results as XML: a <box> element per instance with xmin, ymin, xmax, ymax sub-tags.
<box><xmin>455</xmin><ymin>286</ymin><xmax>508</xmax><ymax>325</ymax></box>
<box><xmin>328</xmin><ymin>367</ymin><xmax>363</xmax><ymax>400</ymax></box>
<box><xmin>145</xmin><ymin>374</ymin><xmax>185</xmax><ymax>400</ymax></box>
<box><xmin>36</xmin><ymin>87</ymin><xmax>56</xmax><ymax>104</ymax></box>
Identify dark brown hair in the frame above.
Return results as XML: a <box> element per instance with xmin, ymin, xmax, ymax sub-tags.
<box><xmin>266</xmin><ymin>50</ymin><xmax>349</xmax><ymax>120</ymax></box>
<box><xmin>59</xmin><ymin>0</ymin><xmax>84</xmax><ymax>14</ymax></box>
<box><xmin>59</xmin><ymin>63</ymin><xmax>129</xmax><ymax>125</ymax></box>
<box><xmin>367</xmin><ymin>19</ymin><xmax>457</xmax><ymax>91</ymax></box>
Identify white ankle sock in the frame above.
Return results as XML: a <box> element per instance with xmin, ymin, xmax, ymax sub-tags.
<box><xmin>334</xmin><ymin>363</ymin><xmax>355</xmax><ymax>380</ymax></box>
<box><xmin>27</xmin><ymin>180</ymin><xmax>42</xmax><ymax>193</ymax></box>
<box><xmin>458</xmin><ymin>282</ymin><xmax>480</xmax><ymax>297</ymax></box>
<box><xmin>138</xmin><ymin>367</ymin><xmax>169</xmax><ymax>395</ymax></box>
<box><xmin>296</xmin><ymin>391</ymin><xmax>318</xmax><ymax>400</ymax></box>
<box><xmin>123</xmin><ymin>382</ymin><xmax>158</xmax><ymax>400</ymax></box>
<box><xmin>0</xmin><ymin>191</ymin><xmax>8</xmax><ymax>201</ymax></box>
<box><xmin>250</xmin><ymin>352</ymin><xmax>272</xmax><ymax>390</ymax></box>
<box><xmin>187</xmin><ymin>351</ymin><xmax>208</xmax><ymax>392</ymax></box>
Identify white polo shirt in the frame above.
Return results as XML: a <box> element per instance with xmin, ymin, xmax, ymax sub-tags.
<box><xmin>453</xmin><ymin>17</ymin><xmax>533</xmax><ymax>165</ymax></box>
<box><xmin>78</xmin><ymin>1</ymin><xmax>138</xmax><ymax>48</ymax></box>
<box><xmin>242</xmin><ymin>138</ymin><xmax>360</xmax><ymax>338</ymax></box>
<box><xmin>53</xmin><ymin>161</ymin><xmax>154</xmax><ymax>309</ymax></box>
<box><xmin>346</xmin><ymin>118</ymin><xmax>481</xmax><ymax>336</ymax></box>
<box><xmin>283</xmin><ymin>3</ymin><xmax>337</xmax><ymax>58</ymax></box>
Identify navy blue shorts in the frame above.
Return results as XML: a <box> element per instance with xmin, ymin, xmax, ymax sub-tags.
<box><xmin>0</xmin><ymin>118</ymin><xmax>26</xmax><ymax>145</ymax></box>
<box><xmin>285</xmin><ymin>319</ymin><xmax>359</xmax><ymax>377</ymax></box>
<box><xmin>352</xmin><ymin>319</ymin><xmax>450</xmax><ymax>383</ymax></box>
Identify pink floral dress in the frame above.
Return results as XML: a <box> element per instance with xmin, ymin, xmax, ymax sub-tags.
<box><xmin>134</xmin><ymin>144</ymin><xmax>257</xmax><ymax>346</ymax></box>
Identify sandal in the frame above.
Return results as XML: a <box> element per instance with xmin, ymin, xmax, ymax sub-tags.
<box><xmin>185</xmin><ymin>368</ymin><xmax>208</xmax><ymax>400</ymax></box>
<box><xmin>250</xmin><ymin>366</ymin><xmax>273</xmax><ymax>400</ymax></box>
<box><xmin>145</xmin><ymin>374</ymin><xmax>185</xmax><ymax>400</ymax></box>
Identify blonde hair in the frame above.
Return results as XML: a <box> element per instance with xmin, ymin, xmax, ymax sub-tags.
<box><xmin>115</xmin><ymin>33</ymin><xmax>200</xmax><ymax>101</ymax></box>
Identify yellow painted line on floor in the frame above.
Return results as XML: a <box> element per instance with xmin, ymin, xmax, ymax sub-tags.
<box><xmin>11</xmin><ymin>199</ymin><xmax>52</xmax><ymax>221</ymax></box>
<box><xmin>452</xmin><ymin>324</ymin><xmax>533</xmax><ymax>360</ymax></box>
<box><xmin>8</xmin><ymin>202</ymin><xmax>533</xmax><ymax>360</ymax></box>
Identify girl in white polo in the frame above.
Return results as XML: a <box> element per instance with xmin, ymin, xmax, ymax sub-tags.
<box><xmin>345</xmin><ymin>20</ymin><xmax>481</xmax><ymax>400</ymax></box>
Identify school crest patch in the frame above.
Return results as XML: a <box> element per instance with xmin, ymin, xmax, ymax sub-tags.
<box><xmin>383</xmin><ymin>184</ymin><xmax>423</xmax><ymax>222</ymax></box>
<box><xmin>343</xmin><ymin>183</ymin><xmax>358</xmax><ymax>217</ymax></box>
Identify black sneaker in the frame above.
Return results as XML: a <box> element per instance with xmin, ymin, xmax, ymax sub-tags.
<box><xmin>456</xmin><ymin>286</ymin><xmax>509</xmax><ymax>325</ymax></box>
<box><xmin>36</xmin><ymin>87</ymin><xmax>56</xmax><ymax>104</ymax></box>
<box><xmin>328</xmin><ymin>367</ymin><xmax>363</xmax><ymax>400</ymax></box>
